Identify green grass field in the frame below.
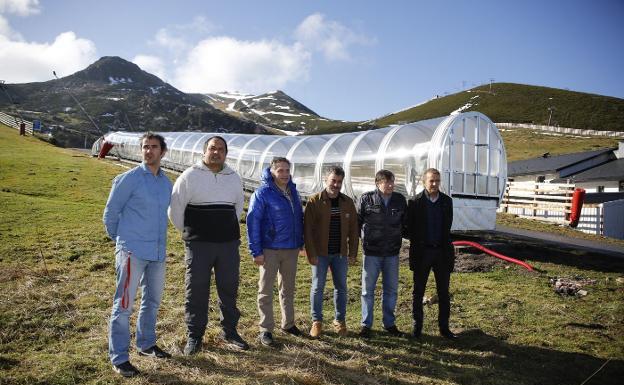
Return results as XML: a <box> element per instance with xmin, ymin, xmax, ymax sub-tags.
<box><xmin>499</xmin><ymin>128</ymin><xmax>620</xmax><ymax>162</ymax></box>
<box><xmin>1</xmin><ymin>125</ymin><xmax>623</xmax><ymax>384</ymax></box>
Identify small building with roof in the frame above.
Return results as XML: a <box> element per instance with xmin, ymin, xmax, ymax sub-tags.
<box><xmin>508</xmin><ymin>142</ymin><xmax>624</xmax><ymax>193</ymax></box>
<box><xmin>505</xmin><ymin>142</ymin><xmax>624</xmax><ymax>239</ymax></box>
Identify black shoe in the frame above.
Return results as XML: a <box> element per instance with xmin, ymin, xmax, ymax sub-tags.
<box><xmin>112</xmin><ymin>361</ymin><xmax>140</xmax><ymax>377</ymax></box>
<box><xmin>359</xmin><ymin>326</ymin><xmax>371</xmax><ymax>338</ymax></box>
<box><xmin>220</xmin><ymin>330</ymin><xmax>250</xmax><ymax>351</ymax></box>
<box><xmin>259</xmin><ymin>332</ymin><xmax>275</xmax><ymax>346</ymax></box>
<box><xmin>440</xmin><ymin>328</ymin><xmax>458</xmax><ymax>339</ymax></box>
<box><xmin>282</xmin><ymin>325</ymin><xmax>302</xmax><ymax>336</ymax></box>
<box><xmin>138</xmin><ymin>345</ymin><xmax>172</xmax><ymax>359</ymax></box>
<box><xmin>384</xmin><ymin>325</ymin><xmax>404</xmax><ymax>337</ymax></box>
<box><xmin>412</xmin><ymin>328</ymin><xmax>422</xmax><ymax>339</ymax></box>
<box><xmin>183</xmin><ymin>338</ymin><xmax>201</xmax><ymax>356</ymax></box>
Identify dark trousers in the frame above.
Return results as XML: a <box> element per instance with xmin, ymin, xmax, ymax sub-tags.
<box><xmin>184</xmin><ymin>240</ymin><xmax>241</xmax><ymax>340</ymax></box>
<box><xmin>412</xmin><ymin>247</ymin><xmax>451</xmax><ymax>332</ymax></box>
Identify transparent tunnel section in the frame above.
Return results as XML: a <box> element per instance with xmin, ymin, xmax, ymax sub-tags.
<box><xmin>94</xmin><ymin>111</ymin><xmax>507</xmax><ymax>230</ymax></box>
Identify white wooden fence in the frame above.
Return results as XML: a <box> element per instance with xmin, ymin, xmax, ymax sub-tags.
<box><xmin>498</xmin><ymin>181</ymin><xmax>623</xmax><ymax>239</ymax></box>
<box><xmin>496</xmin><ymin>123</ymin><xmax>624</xmax><ymax>138</ymax></box>
<box><xmin>0</xmin><ymin>111</ymin><xmax>33</xmax><ymax>135</ymax></box>
<box><xmin>499</xmin><ymin>181</ymin><xmax>575</xmax><ymax>224</ymax></box>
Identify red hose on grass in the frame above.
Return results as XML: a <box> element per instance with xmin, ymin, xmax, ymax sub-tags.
<box><xmin>452</xmin><ymin>240</ymin><xmax>534</xmax><ymax>271</ymax></box>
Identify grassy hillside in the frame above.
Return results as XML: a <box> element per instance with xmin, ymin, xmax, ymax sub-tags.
<box><xmin>1</xmin><ymin>124</ymin><xmax>623</xmax><ymax>384</ymax></box>
<box><xmin>373</xmin><ymin>83</ymin><xmax>624</xmax><ymax>132</ymax></box>
<box><xmin>500</xmin><ymin>127</ymin><xmax>620</xmax><ymax>161</ymax></box>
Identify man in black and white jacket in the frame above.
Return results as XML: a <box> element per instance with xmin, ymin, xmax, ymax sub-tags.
<box><xmin>168</xmin><ymin>136</ymin><xmax>248</xmax><ymax>354</ymax></box>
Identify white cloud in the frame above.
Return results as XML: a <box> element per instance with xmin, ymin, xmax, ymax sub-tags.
<box><xmin>154</xmin><ymin>27</ymin><xmax>189</xmax><ymax>52</ymax></box>
<box><xmin>0</xmin><ymin>1</ymin><xmax>96</xmax><ymax>83</ymax></box>
<box><xmin>138</xmin><ymin>13</ymin><xmax>373</xmax><ymax>94</ymax></box>
<box><xmin>0</xmin><ymin>0</ymin><xmax>40</xmax><ymax>16</ymax></box>
<box><xmin>177</xmin><ymin>15</ymin><xmax>215</xmax><ymax>35</ymax></box>
<box><xmin>0</xmin><ymin>14</ymin><xmax>21</xmax><ymax>39</ymax></box>
<box><xmin>172</xmin><ymin>36</ymin><xmax>310</xmax><ymax>94</ymax></box>
<box><xmin>295</xmin><ymin>13</ymin><xmax>374</xmax><ymax>61</ymax></box>
<box><xmin>150</xmin><ymin>16</ymin><xmax>216</xmax><ymax>54</ymax></box>
<box><xmin>132</xmin><ymin>54</ymin><xmax>167</xmax><ymax>80</ymax></box>
<box><xmin>0</xmin><ymin>31</ymin><xmax>97</xmax><ymax>83</ymax></box>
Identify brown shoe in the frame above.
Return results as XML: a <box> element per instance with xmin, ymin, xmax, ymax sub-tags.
<box><xmin>333</xmin><ymin>320</ymin><xmax>347</xmax><ymax>336</ymax></box>
<box><xmin>310</xmin><ymin>321</ymin><xmax>323</xmax><ymax>338</ymax></box>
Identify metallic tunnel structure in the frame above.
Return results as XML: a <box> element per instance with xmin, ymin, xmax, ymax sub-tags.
<box><xmin>93</xmin><ymin>111</ymin><xmax>507</xmax><ymax>230</ymax></box>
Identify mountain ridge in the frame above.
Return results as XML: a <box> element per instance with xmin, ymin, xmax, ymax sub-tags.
<box><xmin>371</xmin><ymin>83</ymin><xmax>624</xmax><ymax>132</ymax></box>
<box><xmin>1</xmin><ymin>56</ymin><xmax>622</xmax><ymax>146</ymax></box>
<box><xmin>0</xmin><ymin>56</ymin><xmax>266</xmax><ymax>147</ymax></box>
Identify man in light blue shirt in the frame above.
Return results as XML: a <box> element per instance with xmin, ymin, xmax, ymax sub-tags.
<box><xmin>103</xmin><ymin>132</ymin><xmax>173</xmax><ymax>377</ymax></box>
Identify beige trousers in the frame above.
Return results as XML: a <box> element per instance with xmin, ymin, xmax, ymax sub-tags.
<box><xmin>257</xmin><ymin>248</ymin><xmax>299</xmax><ymax>332</ymax></box>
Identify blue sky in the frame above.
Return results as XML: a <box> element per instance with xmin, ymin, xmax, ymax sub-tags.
<box><xmin>1</xmin><ymin>0</ymin><xmax>622</xmax><ymax>121</ymax></box>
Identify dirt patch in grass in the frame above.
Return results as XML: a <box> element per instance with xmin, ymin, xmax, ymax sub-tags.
<box><xmin>454</xmin><ymin>252</ymin><xmax>507</xmax><ymax>272</ymax></box>
<box><xmin>399</xmin><ymin>228</ymin><xmax>624</xmax><ymax>276</ymax></box>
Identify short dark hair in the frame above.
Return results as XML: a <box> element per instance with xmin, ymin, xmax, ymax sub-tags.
<box><xmin>270</xmin><ymin>157</ymin><xmax>291</xmax><ymax>169</ymax></box>
<box><xmin>422</xmin><ymin>168</ymin><xmax>441</xmax><ymax>180</ymax></box>
<box><xmin>141</xmin><ymin>132</ymin><xmax>167</xmax><ymax>152</ymax></box>
<box><xmin>326</xmin><ymin>165</ymin><xmax>345</xmax><ymax>178</ymax></box>
<box><xmin>203</xmin><ymin>136</ymin><xmax>228</xmax><ymax>154</ymax></box>
<box><xmin>375</xmin><ymin>169</ymin><xmax>394</xmax><ymax>183</ymax></box>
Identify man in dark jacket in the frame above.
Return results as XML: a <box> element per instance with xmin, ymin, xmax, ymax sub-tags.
<box><xmin>358</xmin><ymin>169</ymin><xmax>407</xmax><ymax>338</ymax></box>
<box><xmin>247</xmin><ymin>157</ymin><xmax>304</xmax><ymax>346</ymax></box>
<box><xmin>406</xmin><ymin>168</ymin><xmax>457</xmax><ymax>339</ymax></box>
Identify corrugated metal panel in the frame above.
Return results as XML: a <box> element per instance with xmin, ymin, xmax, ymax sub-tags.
<box><xmin>603</xmin><ymin>199</ymin><xmax>624</xmax><ymax>239</ymax></box>
<box><xmin>452</xmin><ymin>199</ymin><xmax>498</xmax><ymax>231</ymax></box>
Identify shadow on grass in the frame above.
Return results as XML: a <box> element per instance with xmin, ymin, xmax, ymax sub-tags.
<box><xmin>143</xmin><ymin>329</ymin><xmax>623</xmax><ymax>385</ymax></box>
<box><xmin>324</xmin><ymin>328</ymin><xmax>624</xmax><ymax>385</ymax></box>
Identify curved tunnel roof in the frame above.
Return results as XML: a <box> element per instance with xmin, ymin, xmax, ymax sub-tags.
<box><xmin>98</xmin><ymin>111</ymin><xmax>507</xmax><ymax>203</ymax></box>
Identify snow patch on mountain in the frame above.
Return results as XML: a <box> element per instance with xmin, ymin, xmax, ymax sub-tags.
<box><xmin>265</xmin><ymin>111</ymin><xmax>301</xmax><ymax>117</ymax></box>
<box><xmin>215</xmin><ymin>91</ymin><xmax>253</xmax><ymax>99</ymax></box>
<box><xmin>451</xmin><ymin>103</ymin><xmax>473</xmax><ymax>115</ymax></box>
<box><xmin>149</xmin><ymin>86</ymin><xmax>165</xmax><ymax>95</ymax></box>
<box><xmin>109</xmin><ymin>77</ymin><xmax>133</xmax><ymax>85</ymax></box>
<box><xmin>273</xmin><ymin>128</ymin><xmax>303</xmax><ymax>136</ymax></box>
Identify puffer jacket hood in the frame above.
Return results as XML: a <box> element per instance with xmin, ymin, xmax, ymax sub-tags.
<box><xmin>260</xmin><ymin>166</ymin><xmax>295</xmax><ymax>190</ymax></box>
<box><xmin>261</xmin><ymin>166</ymin><xmax>273</xmax><ymax>185</ymax></box>
<box><xmin>246</xmin><ymin>167</ymin><xmax>304</xmax><ymax>257</ymax></box>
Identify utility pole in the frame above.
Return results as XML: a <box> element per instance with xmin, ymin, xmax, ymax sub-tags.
<box><xmin>547</xmin><ymin>106</ymin><xmax>555</xmax><ymax>126</ymax></box>
<box><xmin>53</xmin><ymin>70</ymin><xmax>101</xmax><ymax>147</ymax></box>
<box><xmin>489</xmin><ymin>78</ymin><xmax>495</xmax><ymax>94</ymax></box>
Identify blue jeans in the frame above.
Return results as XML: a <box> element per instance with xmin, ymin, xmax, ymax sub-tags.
<box><xmin>109</xmin><ymin>249</ymin><xmax>166</xmax><ymax>365</ymax></box>
<box><xmin>361</xmin><ymin>255</ymin><xmax>399</xmax><ymax>329</ymax></box>
<box><xmin>310</xmin><ymin>255</ymin><xmax>348</xmax><ymax>322</ymax></box>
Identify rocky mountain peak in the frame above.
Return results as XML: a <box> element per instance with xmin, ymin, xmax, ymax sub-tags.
<box><xmin>66</xmin><ymin>56</ymin><xmax>164</xmax><ymax>87</ymax></box>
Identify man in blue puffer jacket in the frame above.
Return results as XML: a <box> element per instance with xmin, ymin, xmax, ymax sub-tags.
<box><xmin>247</xmin><ymin>157</ymin><xmax>304</xmax><ymax>346</ymax></box>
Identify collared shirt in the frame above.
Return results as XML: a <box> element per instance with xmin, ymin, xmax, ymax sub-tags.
<box><xmin>103</xmin><ymin>163</ymin><xmax>172</xmax><ymax>261</ymax></box>
<box><xmin>424</xmin><ymin>189</ymin><xmax>440</xmax><ymax>203</ymax></box>
<box><xmin>424</xmin><ymin>193</ymin><xmax>443</xmax><ymax>246</ymax></box>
